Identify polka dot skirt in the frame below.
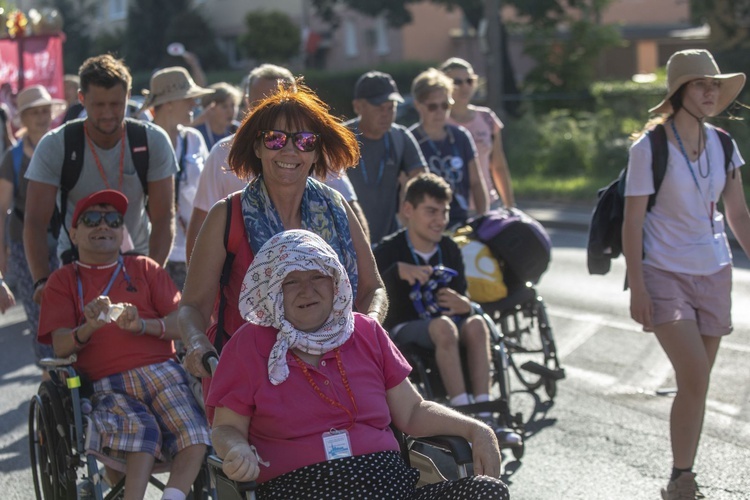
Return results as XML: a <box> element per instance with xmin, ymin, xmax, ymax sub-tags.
<box><xmin>256</xmin><ymin>451</ymin><xmax>510</xmax><ymax>499</ymax></box>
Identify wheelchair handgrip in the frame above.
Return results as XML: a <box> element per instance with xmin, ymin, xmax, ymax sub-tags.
<box><xmin>207</xmin><ymin>454</ymin><xmax>257</xmax><ymax>493</ymax></box>
<box><xmin>202</xmin><ymin>352</ymin><xmax>219</xmax><ymax>376</ymax></box>
<box><xmin>413</xmin><ymin>435</ymin><xmax>473</xmax><ymax>465</ymax></box>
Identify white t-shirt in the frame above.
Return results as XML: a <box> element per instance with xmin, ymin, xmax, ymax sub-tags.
<box><xmin>169</xmin><ymin>126</ymin><xmax>208</xmax><ymax>263</ymax></box>
<box><xmin>624</xmin><ymin>125</ymin><xmax>744</xmax><ymax>275</ymax></box>
<box><xmin>193</xmin><ymin>134</ymin><xmax>357</xmax><ymax>213</ymax></box>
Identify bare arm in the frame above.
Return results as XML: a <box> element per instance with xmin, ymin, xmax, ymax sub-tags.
<box><xmin>212</xmin><ymin>407</ymin><xmax>259</xmax><ymax>482</ymax></box>
<box><xmin>185</xmin><ymin>207</ymin><xmax>208</xmax><ymax>265</ymax></box>
<box><xmin>386</xmin><ymin>378</ymin><xmax>501</xmax><ymax>477</ymax></box>
<box><xmin>622</xmin><ymin>195</ymin><xmax>652</xmax><ymax>329</ymax></box>
<box><xmin>146</xmin><ymin>176</ymin><xmax>175</xmax><ymax>267</ymax></box>
<box><xmin>468</xmin><ymin>158</ymin><xmax>489</xmax><ymax>216</ymax></box>
<box><xmin>345</xmin><ymin>201</ymin><xmax>388</xmax><ymax>322</ymax></box>
<box><xmin>490</xmin><ymin>131</ymin><xmax>515</xmax><ymax>207</ymax></box>
<box><xmin>179</xmin><ymin>200</ymin><xmax>227</xmax><ymax>378</ymax></box>
<box><xmin>23</xmin><ymin>180</ymin><xmax>57</xmax><ymax>303</ymax></box>
<box><xmin>722</xmin><ymin>168</ymin><xmax>750</xmax><ymax>257</ymax></box>
<box><xmin>181</xmin><ymin>51</ymin><xmax>208</xmax><ymax>88</ymax></box>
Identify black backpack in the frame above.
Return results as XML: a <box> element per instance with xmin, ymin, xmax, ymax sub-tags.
<box><xmin>57</xmin><ymin>118</ymin><xmax>150</xmax><ymax>262</ymax></box>
<box><xmin>587</xmin><ymin>123</ymin><xmax>734</xmax><ymax>275</ymax></box>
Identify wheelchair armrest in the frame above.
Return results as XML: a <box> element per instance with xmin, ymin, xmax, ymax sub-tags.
<box><xmin>207</xmin><ymin>454</ymin><xmax>257</xmax><ymax>496</ymax></box>
<box><xmin>39</xmin><ymin>354</ymin><xmax>78</xmax><ymax>368</ymax></box>
<box><xmin>410</xmin><ymin>435</ymin><xmax>473</xmax><ymax>466</ymax></box>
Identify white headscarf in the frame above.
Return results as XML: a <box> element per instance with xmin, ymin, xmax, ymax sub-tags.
<box><xmin>239</xmin><ymin>229</ymin><xmax>355</xmax><ymax>385</ymax></box>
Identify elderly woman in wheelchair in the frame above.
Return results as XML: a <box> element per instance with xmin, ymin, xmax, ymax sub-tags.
<box><xmin>36</xmin><ymin>190</ymin><xmax>211</xmax><ymax>500</ymax></box>
<box><xmin>208</xmin><ymin>229</ymin><xmax>510</xmax><ymax>499</ymax></box>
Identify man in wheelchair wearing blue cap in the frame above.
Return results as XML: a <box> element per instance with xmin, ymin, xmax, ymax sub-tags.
<box><xmin>374</xmin><ymin>173</ymin><xmax>512</xmax><ymax>439</ymax></box>
<box><xmin>37</xmin><ymin>189</ymin><xmax>210</xmax><ymax>500</ymax></box>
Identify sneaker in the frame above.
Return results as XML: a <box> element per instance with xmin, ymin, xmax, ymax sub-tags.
<box><xmin>478</xmin><ymin>418</ymin><xmax>523</xmax><ymax>447</ymax></box>
<box><xmin>661</xmin><ymin>472</ymin><xmax>700</xmax><ymax>500</ymax></box>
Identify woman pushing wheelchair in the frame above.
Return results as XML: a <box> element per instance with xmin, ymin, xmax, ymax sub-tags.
<box><xmin>208</xmin><ymin>229</ymin><xmax>510</xmax><ymax>499</ymax></box>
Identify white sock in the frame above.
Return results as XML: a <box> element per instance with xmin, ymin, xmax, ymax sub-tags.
<box><xmin>450</xmin><ymin>393</ymin><xmax>470</xmax><ymax>406</ymax></box>
<box><xmin>161</xmin><ymin>487</ymin><xmax>187</xmax><ymax>500</ymax></box>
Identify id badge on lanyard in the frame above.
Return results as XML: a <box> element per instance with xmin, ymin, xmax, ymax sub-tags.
<box><xmin>322</xmin><ymin>429</ymin><xmax>352</xmax><ymax>460</ymax></box>
<box><xmin>712</xmin><ymin>232</ymin><xmax>731</xmax><ymax>266</ymax></box>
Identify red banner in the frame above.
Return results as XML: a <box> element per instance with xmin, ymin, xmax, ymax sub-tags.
<box><xmin>0</xmin><ymin>34</ymin><xmax>64</xmax><ymax>98</ymax></box>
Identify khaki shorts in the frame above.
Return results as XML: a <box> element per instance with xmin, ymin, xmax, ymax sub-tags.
<box><xmin>643</xmin><ymin>264</ymin><xmax>732</xmax><ymax>337</ymax></box>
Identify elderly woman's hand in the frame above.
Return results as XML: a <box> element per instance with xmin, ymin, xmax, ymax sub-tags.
<box><xmin>223</xmin><ymin>442</ymin><xmax>261</xmax><ymax>482</ymax></box>
<box><xmin>184</xmin><ymin>334</ymin><xmax>217</xmax><ymax>378</ymax></box>
<box><xmin>469</xmin><ymin>422</ymin><xmax>502</xmax><ymax>478</ymax></box>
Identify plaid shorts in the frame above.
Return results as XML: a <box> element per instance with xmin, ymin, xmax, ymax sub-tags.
<box><xmin>87</xmin><ymin>359</ymin><xmax>210</xmax><ymax>461</ymax></box>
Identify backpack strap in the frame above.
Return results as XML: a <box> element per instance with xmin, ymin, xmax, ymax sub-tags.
<box><xmin>11</xmin><ymin>140</ymin><xmax>24</xmax><ymax>199</ymax></box>
<box><xmin>175</xmin><ymin>128</ymin><xmax>189</xmax><ymax>205</ymax></box>
<box><xmin>58</xmin><ymin>119</ymin><xmax>87</xmax><ymax>241</ymax></box>
<box><xmin>646</xmin><ymin>123</ymin><xmax>668</xmax><ymax>212</ymax></box>
<box><xmin>124</xmin><ymin>118</ymin><xmax>149</xmax><ymax>196</ymax></box>
<box><xmin>214</xmin><ymin>192</ymin><xmax>243</xmax><ymax>354</ymax></box>
<box><xmin>712</xmin><ymin>126</ymin><xmax>735</xmax><ymax>179</ymax></box>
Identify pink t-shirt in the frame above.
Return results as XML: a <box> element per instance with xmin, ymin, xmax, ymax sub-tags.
<box><xmin>449</xmin><ymin>106</ymin><xmax>503</xmax><ymax>204</ymax></box>
<box><xmin>207</xmin><ymin>313</ymin><xmax>412</xmax><ymax>483</ymax></box>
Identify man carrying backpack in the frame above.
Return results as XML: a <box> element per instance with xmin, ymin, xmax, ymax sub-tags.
<box><xmin>24</xmin><ymin>54</ymin><xmax>178</xmax><ymax>303</ymax></box>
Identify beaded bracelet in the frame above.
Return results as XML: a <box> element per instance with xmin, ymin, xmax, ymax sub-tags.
<box><xmin>157</xmin><ymin>318</ymin><xmax>166</xmax><ymax>340</ymax></box>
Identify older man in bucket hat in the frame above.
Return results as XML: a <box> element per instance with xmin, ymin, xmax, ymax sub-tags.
<box><xmin>141</xmin><ymin>67</ymin><xmax>212</xmax><ymax>289</ymax></box>
<box><xmin>24</xmin><ymin>54</ymin><xmax>179</xmax><ymax>305</ymax></box>
<box><xmin>622</xmin><ymin>48</ymin><xmax>748</xmax><ymax>500</ymax></box>
<box><xmin>345</xmin><ymin>71</ymin><xmax>427</xmax><ymax>244</ymax></box>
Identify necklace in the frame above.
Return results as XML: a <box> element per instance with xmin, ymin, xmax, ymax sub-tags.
<box><xmin>84</xmin><ymin>123</ymin><xmax>126</xmax><ymax>190</ymax></box>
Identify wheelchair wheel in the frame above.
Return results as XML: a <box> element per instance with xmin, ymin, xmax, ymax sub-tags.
<box><xmin>504</xmin><ymin>296</ymin><xmax>562</xmax><ymax>396</ymax></box>
<box><xmin>28</xmin><ymin>382</ymin><xmax>77</xmax><ymax>500</ymax></box>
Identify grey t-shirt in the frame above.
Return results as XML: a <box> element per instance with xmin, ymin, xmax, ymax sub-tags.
<box><xmin>25</xmin><ymin>120</ymin><xmax>177</xmax><ymax>256</ymax></box>
<box><xmin>345</xmin><ymin>119</ymin><xmax>425</xmax><ymax>244</ymax></box>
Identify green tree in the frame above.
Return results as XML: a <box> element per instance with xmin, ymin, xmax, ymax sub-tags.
<box><xmin>42</xmin><ymin>0</ymin><xmax>95</xmax><ymax>74</ymax></box>
<box><xmin>238</xmin><ymin>10</ymin><xmax>301</xmax><ymax>63</ymax></box>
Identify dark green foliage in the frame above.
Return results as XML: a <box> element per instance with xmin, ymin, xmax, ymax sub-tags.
<box><xmin>238</xmin><ymin>10</ymin><xmax>301</xmax><ymax>63</ymax></box>
<box><xmin>164</xmin><ymin>9</ymin><xmax>226</xmax><ymax>70</ymax></box>
<box><xmin>47</xmin><ymin>0</ymin><xmax>94</xmax><ymax>74</ymax></box>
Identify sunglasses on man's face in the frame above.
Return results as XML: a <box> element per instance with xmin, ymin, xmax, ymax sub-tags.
<box><xmin>78</xmin><ymin>211</ymin><xmax>124</xmax><ymax>229</ymax></box>
<box><xmin>257</xmin><ymin>130</ymin><xmax>320</xmax><ymax>152</ymax></box>
<box><xmin>424</xmin><ymin>101</ymin><xmax>451</xmax><ymax>112</ymax></box>
<box><xmin>452</xmin><ymin>77</ymin><xmax>476</xmax><ymax>86</ymax></box>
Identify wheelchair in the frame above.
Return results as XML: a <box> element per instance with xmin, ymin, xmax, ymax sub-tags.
<box><xmin>479</xmin><ymin>283</ymin><xmax>565</xmax><ymax>400</ymax></box>
<box><xmin>28</xmin><ymin>355</ymin><xmax>214</xmax><ymax>500</ymax></box>
<box><xmin>205</xmin><ymin>431</ymin><xmax>476</xmax><ymax>499</ymax></box>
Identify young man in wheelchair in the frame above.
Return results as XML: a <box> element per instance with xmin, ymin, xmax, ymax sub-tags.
<box><xmin>374</xmin><ymin>173</ymin><xmax>519</xmax><ymax>444</ymax></box>
<box><xmin>37</xmin><ymin>189</ymin><xmax>210</xmax><ymax>500</ymax></box>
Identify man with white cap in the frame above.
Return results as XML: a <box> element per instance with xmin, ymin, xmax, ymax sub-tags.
<box><xmin>0</xmin><ymin>85</ymin><xmax>65</xmax><ymax>375</ymax></box>
<box><xmin>23</xmin><ymin>54</ymin><xmax>178</xmax><ymax>304</ymax></box>
<box><xmin>141</xmin><ymin>67</ymin><xmax>212</xmax><ymax>289</ymax></box>
<box><xmin>345</xmin><ymin>71</ymin><xmax>427</xmax><ymax>245</ymax></box>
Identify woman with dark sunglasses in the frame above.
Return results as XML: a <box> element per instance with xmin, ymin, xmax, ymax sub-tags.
<box><xmin>179</xmin><ymin>83</ymin><xmax>389</xmax><ymax>415</ymax></box>
<box><xmin>439</xmin><ymin>58</ymin><xmax>515</xmax><ymax>210</ymax></box>
<box><xmin>408</xmin><ymin>68</ymin><xmax>488</xmax><ymax>228</ymax></box>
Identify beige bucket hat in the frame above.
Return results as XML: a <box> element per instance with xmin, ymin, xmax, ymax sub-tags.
<box><xmin>140</xmin><ymin>66</ymin><xmax>213</xmax><ymax>110</ymax></box>
<box><xmin>16</xmin><ymin>85</ymin><xmax>66</xmax><ymax>117</ymax></box>
<box><xmin>649</xmin><ymin>49</ymin><xmax>746</xmax><ymax>115</ymax></box>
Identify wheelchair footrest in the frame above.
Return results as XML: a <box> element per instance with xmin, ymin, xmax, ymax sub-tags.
<box><xmin>520</xmin><ymin>361</ymin><xmax>566</xmax><ymax>380</ymax></box>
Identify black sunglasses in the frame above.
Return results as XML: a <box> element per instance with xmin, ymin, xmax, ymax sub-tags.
<box><xmin>453</xmin><ymin>77</ymin><xmax>476</xmax><ymax>86</ymax></box>
<box><xmin>425</xmin><ymin>101</ymin><xmax>451</xmax><ymax>112</ymax></box>
<box><xmin>258</xmin><ymin>130</ymin><xmax>320</xmax><ymax>152</ymax></box>
<box><xmin>79</xmin><ymin>211</ymin><xmax>124</xmax><ymax>229</ymax></box>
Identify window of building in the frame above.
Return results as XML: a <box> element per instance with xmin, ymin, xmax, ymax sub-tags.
<box><xmin>344</xmin><ymin>20</ymin><xmax>358</xmax><ymax>58</ymax></box>
<box><xmin>374</xmin><ymin>16</ymin><xmax>390</xmax><ymax>56</ymax></box>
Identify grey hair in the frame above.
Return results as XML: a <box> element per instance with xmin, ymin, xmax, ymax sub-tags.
<box><xmin>411</xmin><ymin>68</ymin><xmax>454</xmax><ymax>103</ymax></box>
<box><xmin>245</xmin><ymin>64</ymin><xmax>296</xmax><ymax>95</ymax></box>
<box><xmin>439</xmin><ymin>57</ymin><xmax>474</xmax><ymax>74</ymax></box>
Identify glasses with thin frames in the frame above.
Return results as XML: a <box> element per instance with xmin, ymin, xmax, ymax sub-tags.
<box><xmin>424</xmin><ymin>101</ymin><xmax>451</xmax><ymax>112</ymax></box>
<box><xmin>79</xmin><ymin>211</ymin><xmax>124</xmax><ymax>229</ymax></box>
<box><xmin>257</xmin><ymin>130</ymin><xmax>320</xmax><ymax>152</ymax></box>
<box><xmin>452</xmin><ymin>77</ymin><xmax>476</xmax><ymax>86</ymax></box>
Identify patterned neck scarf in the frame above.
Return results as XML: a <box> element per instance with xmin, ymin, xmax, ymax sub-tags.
<box><xmin>240</xmin><ymin>175</ymin><xmax>359</xmax><ymax>298</ymax></box>
<box><xmin>239</xmin><ymin>230</ymin><xmax>355</xmax><ymax>385</ymax></box>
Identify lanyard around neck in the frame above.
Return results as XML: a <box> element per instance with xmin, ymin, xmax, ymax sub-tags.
<box><xmin>419</xmin><ymin>126</ymin><xmax>460</xmax><ymax>167</ymax></box>
<box><xmin>291</xmin><ymin>348</ymin><xmax>358</xmax><ymax>429</ymax></box>
<box><xmin>358</xmin><ymin>130</ymin><xmax>390</xmax><ymax>186</ymax></box>
<box><xmin>84</xmin><ymin>123</ymin><xmax>125</xmax><ymax>190</ymax></box>
<box><xmin>75</xmin><ymin>257</ymin><xmax>124</xmax><ymax>316</ymax></box>
<box><xmin>406</xmin><ymin>231</ymin><xmax>442</xmax><ymax>266</ymax></box>
<box><xmin>670</xmin><ymin>121</ymin><xmax>715</xmax><ymax>229</ymax></box>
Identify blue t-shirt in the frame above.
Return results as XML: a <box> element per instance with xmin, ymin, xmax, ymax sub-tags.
<box><xmin>409</xmin><ymin>124</ymin><xmax>477</xmax><ymax>226</ymax></box>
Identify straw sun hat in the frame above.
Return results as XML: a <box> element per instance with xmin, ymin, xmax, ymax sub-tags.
<box><xmin>649</xmin><ymin>49</ymin><xmax>746</xmax><ymax>116</ymax></box>
<box><xmin>16</xmin><ymin>85</ymin><xmax>66</xmax><ymax>117</ymax></box>
<box><xmin>140</xmin><ymin>66</ymin><xmax>213</xmax><ymax>110</ymax></box>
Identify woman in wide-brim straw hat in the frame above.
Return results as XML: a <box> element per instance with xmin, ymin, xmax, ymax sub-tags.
<box><xmin>623</xmin><ymin>48</ymin><xmax>750</xmax><ymax>499</ymax></box>
<box><xmin>141</xmin><ymin>66</ymin><xmax>213</xmax><ymax>290</ymax></box>
<box><xmin>0</xmin><ymin>84</ymin><xmax>65</xmax><ymax>378</ymax></box>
